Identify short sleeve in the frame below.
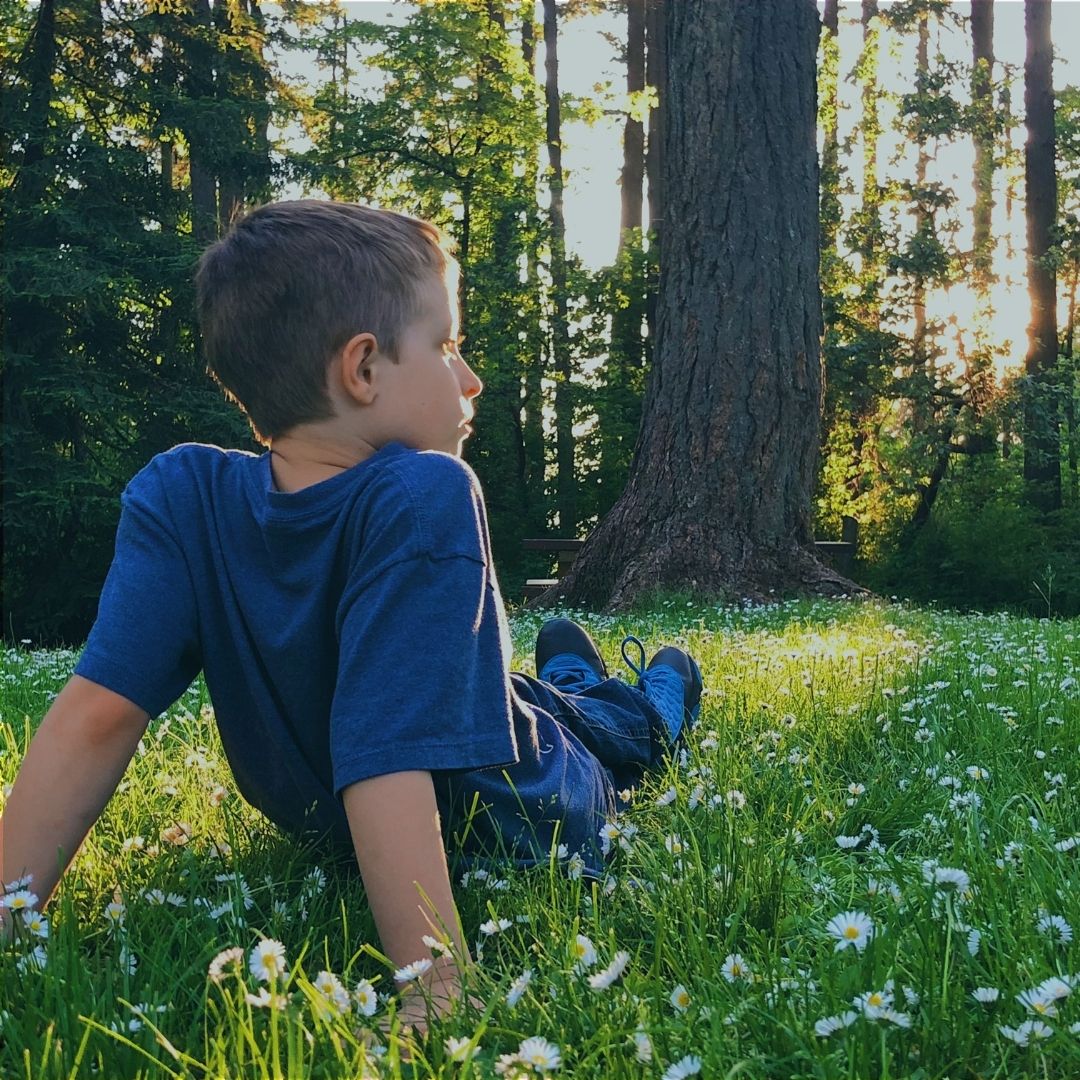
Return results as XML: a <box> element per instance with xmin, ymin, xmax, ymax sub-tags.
<box><xmin>74</xmin><ymin>468</ymin><xmax>201</xmax><ymax>718</ymax></box>
<box><xmin>329</xmin><ymin>454</ymin><xmax>518</xmax><ymax>793</ymax></box>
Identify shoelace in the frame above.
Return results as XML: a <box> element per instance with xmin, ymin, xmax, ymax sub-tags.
<box><xmin>620</xmin><ymin>634</ymin><xmax>647</xmax><ymax>681</ymax></box>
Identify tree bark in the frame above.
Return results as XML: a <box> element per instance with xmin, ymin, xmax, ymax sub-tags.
<box><xmin>643</xmin><ymin>0</ymin><xmax>666</xmax><ymax>351</ymax></box>
<box><xmin>619</xmin><ymin>0</ymin><xmax>645</xmax><ymax>242</ymax></box>
<box><xmin>971</xmin><ymin>0</ymin><xmax>995</xmax><ymax>292</ymax></box>
<box><xmin>1022</xmin><ymin>0</ymin><xmax>1061</xmax><ymax>509</ymax></box>
<box><xmin>185</xmin><ymin>0</ymin><xmax>218</xmax><ymax>245</ymax></box>
<box><xmin>542</xmin><ymin>0</ymin><xmax>576</xmax><ymax>534</ymax></box>
<box><xmin>536</xmin><ymin>0</ymin><xmax>844</xmax><ymax>611</ymax></box>
<box><xmin>520</xmin><ymin>13</ymin><xmax>546</xmax><ymax>526</ymax></box>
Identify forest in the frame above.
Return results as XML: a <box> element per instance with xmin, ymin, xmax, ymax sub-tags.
<box><xmin>3</xmin><ymin>0</ymin><xmax>1080</xmax><ymax>642</ymax></box>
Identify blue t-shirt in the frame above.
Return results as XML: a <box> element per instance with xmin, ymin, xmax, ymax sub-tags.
<box><xmin>75</xmin><ymin>442</ymin><xmax>612</xmax><ymax>868</ymax></box>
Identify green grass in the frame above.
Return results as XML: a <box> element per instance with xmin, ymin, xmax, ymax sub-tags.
<box><xmin>2</xmin><ymin>598</ymin><xmax>1079</xmax><ymax>1078</ymax></box>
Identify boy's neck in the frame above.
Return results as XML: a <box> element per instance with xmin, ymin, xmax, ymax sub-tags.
<box><xmin>268</xmin><ymin>430</ymin><xmax>378</xmax><ymax>494</ymax></box>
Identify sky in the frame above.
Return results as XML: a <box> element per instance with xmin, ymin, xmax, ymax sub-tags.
<box><xmin>287</xmin><ymin>1</ymin><xmax>1080</xmax><ymax>373</ymax></box>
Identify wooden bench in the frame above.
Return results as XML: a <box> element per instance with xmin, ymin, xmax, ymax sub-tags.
<box><xmin>521</xmin><ymin>516</ymin><xmax>858</xmax><ymax>599</ymax></box>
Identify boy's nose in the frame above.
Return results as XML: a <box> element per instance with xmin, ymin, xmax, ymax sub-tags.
<box><xmin>460</xmin><ymin>359</ymin><xmax>483</xmax><ymax>400</ymax></box>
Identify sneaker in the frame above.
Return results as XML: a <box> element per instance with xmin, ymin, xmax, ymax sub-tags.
<box><xmin>621</xmin><ymin>635</ymin><xmax>703</xmax><ymax>745</ymax></box>
<box><xmin>536</xmin><ymin>618</ymin><xmax>608</xmax><ymax>691</ymax></box>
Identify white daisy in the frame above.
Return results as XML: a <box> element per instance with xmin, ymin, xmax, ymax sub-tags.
<box><xmin>21</xmin><ymin>911</ymin><xmax>48</xmax><ymax>938</ymax></box>
<box><xmin>17</xmin><ymin>945</ymin><xmax>48</xmax><ymax>973</ymax></box>
<box><xmin>506</xmin><ymin>968</ymin><xmax>533</xmax><ymax>1006</ymax></box>
<box><xmin>353</xmin><ymin>978</ymin><xmax>377</xmax><ymax>1017</ymax></box>
<box><xmin>571</xmin><ymin>933</ymin><xmax>597</xmax><ymax>970</ymax></box>
<box><xmin>721</xmin><ymin>953</ymin><xmax>750</xmax><ymax>982</ymax></box>
<box><xmin>313</xmin><ymin>970</ymin><xmax>350</xmax><ymax>1014</ymax></box>
<box><xmin>661</xmin><ymin>1055</ymin><xmax>702</xmax><ymax>1080</ymax></box>
<box><xmin>972</xmin><ymin>987</ymin><xmax>1000</xmax><ymax>1003</ymax></box>
<box><xmin>632</xmin><ymin>1029</ymin><xmax>653</xmax><ymax>1062</ymax></box>
<box><xmin>1036</xmin><ymin>914</ymin><xmax>1073</xmax><ymax>944</ymax></box>
<box><xmin>826</xmin><ymin>910</ymin><xmax>874</xmax><ymax>952</ymax></box>
<box><xmin>393</xmin><ymin>957</ymin><xmax>432</xmax><ymax>984</ymax></box>
<box><xmin>855</xmin><ymin>987</ymin><xmax>893</xmax><ymax>1016</ymax></box>
<box><xmin>208</xmin><ymin>946</ymin><xmax>244</xmax><ymax>983</ymax></box>
<box><xmin>2</xmin><ymin>889</ymin><xmax>38</xmax><ymax>913</ymax></box>
<box><xmin>249</xmin><ymin>939</ymin><xmax>287</xmax><ymax>983</ymax></box>
<box><xmin>480</xmin><ymin>917</ymin><xmax>512</xmax><ymax>936</ymax></box>
<box><xmin>517</xmin><ymin>1036</ymin><xmax>561</xmax><ymax>1072</ymax></box>
<box><xmin>1017</xmin><ymin>987</ymin><xmax>1059</xmax><ymax>1017</ymax></box>
<box><xmin>669</xmin><ymin>983</ymin><xmax>691</xmax><ymax>1012</ymax></box>
<box><xmin>104</xmin><ymin>900</ymin><xmax>126</xmax><ymax>925</ymax></box>
<box><xmin>835</xmin><ymin>834</ymin><xmax>862</xmax><ymax>850</ymax></box>
<box><xmin>444</xmin><ymin>1036</ymin><xmax>476</xmax><ymax>1062</ymax></box>
<box><xmin>814</xmin><ymin>1011</ymin><xmax>859</xmax><ymax>1037</ymax></box>
<box><xmin>587</xmin><ymin>950</ymin><xmax>630</xmax><ymax>991</ymax></box>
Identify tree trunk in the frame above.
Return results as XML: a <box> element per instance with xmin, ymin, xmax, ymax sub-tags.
<box><xmin>542</xmin><ymin>0</ymin><xmax>576</xmax><ymax>534</ymax></box>
<box><xmin>1022</xmin><ymin>0</ymin><xmax>1061</xmax><ymax>510</ymax></box>
<box><xmin>619</xmin><ymin>0</ymin><xmax>645</xmax><ymax>242</ymax></box>
<box><xmin>644</xmin><ymin>0</ymin><xmax>666</xmax><ymax>350</ymax></box>
<box><xmin>536</xmin><ymin>0</ymin><xmax>844</xmax><ymax>611</ymax></box>
<box><xmin>186</xmin><ymin>0</ymin><xmax>218</xmax><ymax>245</ymax></box>
<box><xmin>971</xmin><ymin>0</ymin><xmax>995</xmax><ymax>292</ymax></box>
<box><xmin>819</xmin><ymin>0</ymin><xmax>840</xmax><ymax>265</ymax></box>
<box><xmin>520</xmin><ymin>13</ymin><xmax>546</xmax><ymax>528</ymax></box>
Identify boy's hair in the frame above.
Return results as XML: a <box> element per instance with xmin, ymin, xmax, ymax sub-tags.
<box><xmin>195</xmin><ymin>200</ymin><xmax>454</xmax><ymax>445</ymax></box>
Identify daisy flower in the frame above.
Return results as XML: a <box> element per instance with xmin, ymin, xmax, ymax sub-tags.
<box><xmin>17</xmin><ymin>945</ymin><xmax>48</xmax><ymax>973</ymax></box>
<box><xmin>2</xmin><ymin>889</ymin><xmax>38</xmax><ymax>913</ymax></box>
<box><xmin>104</xmin><ymin>900</ymin><xmax>126</xmax><ymax>925</ymax></box>
<box><xmin>249</xmin><ymin>939</ymin><xmax>287</xmax><ymax>983</ymax></box>
<box><xmin>814</xmin><ymin>1010</ymin><xmax>859</xmax><ymax>1037</ymax></box>
<box><xmin>855</xmin><ymin>987</ymin><xmax>893</xmax><ymax>1016</ymax></box>
<box><xmin>480</xmin><ymin>917</ymin><xmax>512</xmax><ymax>936</ymax></box>
<box><xmin>721</xmin><ymin>954</ymin><xmax>750</xmax><ymax>982</ymax></box>
<box><xmin>517</xmin><ymin>1036</ymin><xmax>561</xmax><ymax>1072</ymax></box>
<box><xmin>632</xmin><ymin>1030</ymin><xmax>653</xmax><ymax>1062</ymax></box>
<box><xmin>972</xmin><ymin>987</ymin><xmax>1000</xmax><ymax>1003</ymax></box>
<box><xmin>3</xmin><ymin>874</ymin><xmax>33</xmax><ymax>893</ymax></box>
<box><xmin>313</xmin><ymin>970</ymin><xmax>350</xmax><ymax>1015</ymax></box>
<box><xmin>445</xmin><ymin>1036</ymin><xmax>476</xmax><ymax>1062</ymax></box>
<box><xmin>1036</xmin><ymin>913</ymin><xmax>1073</xmax><ymax>944</ymax></box>
<box><xmin>21</xmin><ymin>911</ymin><xmax>48</xmax><ymax>938</ymax></box>
<box><xmin>353</xmin><ymin>978</ymin><xmax>378</xmax><ymax>1017</ymax></box>
<box><xmin>207</xmin><ymin>946</ymin><xmax>244</xmax><ymax>983</ymax></box>
<box><xmin>246</xmin><ymin>988</ymin><xmax>287</xmax><ymax>1010</ymax></box>
<box><xmin>1017</xmin><ymin>988</ymin><xmax>1059</xmax><ymax>1017</ymax></box>
<box><xmin>661</xmin><ymin>1055</ymin><xmax>702</xmax><ymax>1080</ymax></box>
<box><xmin>571</xmin><ymin>933</ymin><xmax>597</xmax><ymax>970</ymax></box>
<box><xmin>835</xmin><ymin>835</ymin><xmax>862</xmax><ymax>850</ymax></box>
<box><xmin>826</xmin><ymin>910</ymin><xmax>874</xmax><ymax>952</ymax></box>
<box><xmin>587</xmin><ymin>950</ymin><xmax>630</xmax><ymax>991</ymax></box>
<box><xmin>725</xmin><ymin>789</ymin><xmax>747</xmax><ymax>810</ymax></box>
<box><xmin>655</xmin><ymin>787</ymin><xmax>677</xmax><ymax>806</ymax></box>
<box><xmin>506</xmin><ymin>968</ymin><xmax>533</xmax><ymax>1006</ymax></box>
<box><xmin>393</xmin><ymin>957</ymin><xmax>432</xmax><ymax>984</ymax></box>
<box><xmin>670</xmin><ymin>984</ymin><xmax>691</xmax><ymax>1012</ymax></box>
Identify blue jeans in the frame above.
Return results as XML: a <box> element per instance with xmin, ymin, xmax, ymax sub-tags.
<box><xmin>437</xmin><ymin>670</ymin><xmax>671</xmax><ymax>877</ymax></box>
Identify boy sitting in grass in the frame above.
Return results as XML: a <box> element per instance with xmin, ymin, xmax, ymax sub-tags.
<box><xmin>0</xmin><ymin>200</ymin><xmax>702</xmax><ymax>1029</ymax></box>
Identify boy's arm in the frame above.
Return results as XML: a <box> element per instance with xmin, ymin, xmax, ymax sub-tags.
<box><xmin>341</xmin><ymin>770</ymin><xmax>472</xmax><ymax>1020</ymax></box>
<box><xmin>0</xmin><ymin>674</ymin><xmax>148</xmax><ymax>925</ymax></box>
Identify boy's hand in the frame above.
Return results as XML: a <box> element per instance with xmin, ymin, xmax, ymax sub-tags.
<box><xmin>341</xmin><ymin>770</ymin><xmax>473</xmax><ymax>1032</ymax></box>
<box><xmin>0</xmin><ymin>676</ymin><xmax>148</xmax><ymax>911</ymax></box>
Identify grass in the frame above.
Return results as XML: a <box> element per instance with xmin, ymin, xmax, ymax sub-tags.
<box><xmin>1</xmin><ymin>597</ymin><xmax>1079</xmax><ymax>1078</ymax></box>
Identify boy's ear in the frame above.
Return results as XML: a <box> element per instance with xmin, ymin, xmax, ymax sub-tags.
<box><xmin>339</xmin><ymin>332</ymin><xmax>380</xmax><ymax>406</ymax></box>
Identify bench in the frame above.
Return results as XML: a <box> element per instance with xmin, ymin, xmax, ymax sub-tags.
<box><xmin>521</xmin><ymin>516</ymin><xmax>858</xmax><ymax>599</ymax></box>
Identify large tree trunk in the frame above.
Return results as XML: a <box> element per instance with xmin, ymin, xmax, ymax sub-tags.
<box><xmin>619</xmin><ymin>0</ymin><xmax>645</xmax><ymax>242</ymax></box>
<box><xmin>971</xmin><ymin>0</ymin><xmax>995</xmax><ymax>293</ymax></box>
<box><xmin>542</xmin><ymin>0</ymin><xmax>576</xmax><ymax>534</ymax></box>
<box><xmin>536</xmin><ymin>0</ymin><xmax>843</xmax><ymax>611</ymax></box>
<box><xmin>819</xmin><ymin>0</ymin><xmax>840</xmax><ymax>266</ymax></box>
<box><xmin>185</xmin><ymin>0</ymin><xmax>218</xmax><ymax>245</ymax></box>
<box><xmin>1022</xmin><ymin>0</ymin><xmax>1061</xmax><ymax>510</ymax></box>
<box><xmin>519</xmin><ymin>14</ymin><xmax>546</xmax><ymax>529</ymax></box>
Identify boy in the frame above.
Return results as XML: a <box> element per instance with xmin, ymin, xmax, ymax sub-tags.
<box><xmin>0</xmin><ymin>200</ymin><xmax>702</xmax><ymax>1027</ymax></box>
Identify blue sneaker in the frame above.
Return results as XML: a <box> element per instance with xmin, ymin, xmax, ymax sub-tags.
<box><xmin>621</xmin><ymin>635</ymin><xmax>703</xmax><ymax>745</ymax></box>
<box><xmin>536</xmin><ymin>619</ymin><xmax>608</xmax><ymax>692</ymax></box>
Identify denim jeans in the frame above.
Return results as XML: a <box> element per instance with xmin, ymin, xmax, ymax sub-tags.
<box><xmin>438</xmin><ymin>670</ymin><xmax>672</xmax><ymax>877</ymax></box>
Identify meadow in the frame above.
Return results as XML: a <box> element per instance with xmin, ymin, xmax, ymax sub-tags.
<box><xmin>1</xmin><ymin>598</ymin><xmax>1078</xmax><ymax>1079</ymax></box>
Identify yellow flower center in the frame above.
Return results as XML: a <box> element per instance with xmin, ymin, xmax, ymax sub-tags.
<box><xmin>868</xmin><ymin>994</ymin><xmax>883</xmax><ymax>1007</ymax></box>
<box><xmin>844</xmin><ymin>926</ymin><xmax>860</xmax><ymax>939</ymax></box>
